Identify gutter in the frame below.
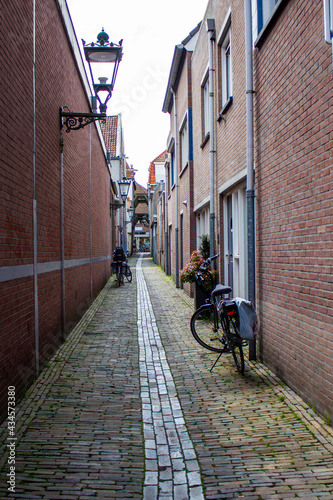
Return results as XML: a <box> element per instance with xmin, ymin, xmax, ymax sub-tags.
<box><xmin>244</xmin><ymin>0</ymin><xmax>256</xmax><ymax>360</ymax></box>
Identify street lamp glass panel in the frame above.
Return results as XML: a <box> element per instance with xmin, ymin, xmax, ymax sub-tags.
<box><xmin>118</xmin><ymin>178</ymin><xmax>131</xmax><ymax>202</ymax></box>
<box><xmin>84</xmin><ymin>46</ymin><xmax>121</xmax><ymax>63</ymax></box>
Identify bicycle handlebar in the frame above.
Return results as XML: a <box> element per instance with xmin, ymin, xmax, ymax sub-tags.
<box><xmin>207</xmin><ymin>254</ymin><xmax>219</xmax><ymax>264</ymax></box>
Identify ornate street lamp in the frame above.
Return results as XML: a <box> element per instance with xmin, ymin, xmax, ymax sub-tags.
<box><xmin>127</xmin><ymin>207</ymin><xmax>135</xmax><ymax>222</ymax></box>
<box><xmin>118</xmin><ymin>177</ymin><xmax>131</xmax><ymax>205</ymax></box>
<box><xmin>60</xmin><ymin>28</ymin><xmax>123</xmax><ymax>132</ymax></box>
<box><xmin>83</xmin><ymin>28</ymin><xmax>123</xmax><ymax>114</ymax></box>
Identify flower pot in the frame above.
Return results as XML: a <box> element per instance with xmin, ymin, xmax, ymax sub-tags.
<box><xmin>194</xmin><ymin>282</ymin><xmax>210</xmax><ymax>311</ymax></box>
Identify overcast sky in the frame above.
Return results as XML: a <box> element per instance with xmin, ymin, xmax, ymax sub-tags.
<box><xmin>66</xmin><ymin>0</ymin><xmax>207</xmax><ymax>186</ymax></box>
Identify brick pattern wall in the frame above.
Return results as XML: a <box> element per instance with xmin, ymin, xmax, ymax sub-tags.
<box><xmin>254</xmin><ymin>0</ymin><xmax>333</xmax><ymax>417</ymax></box>
<box><xmin>191</xmin><ymin>0</ymin><xmax>248</xmax><ymax>281</ymax></box>
<box><xmin>166</xmin><ymin>51</ymin><xmax>197</xmax><ymax>285</ymax></box>
<box><xmin>0</xmin><ymin>0</ymin><xmax>112</xmax><ymax>422</ymax></box>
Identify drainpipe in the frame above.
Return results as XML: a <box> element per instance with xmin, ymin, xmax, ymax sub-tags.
<box><xmin>32</xmin><ymin>0</ymin><xmax>39</xmax><ymax>376</ymax></box>
<box><xmin>164</xmin><ymin>162</ymin><xmax>169</xmax><ymax>275</ymax></box>
<box><xmin>60</xmin><ymin>136</ymin><xmax>65</xmax><ymax>339</ymax></box>
<box><xmin>207</xmin><ymin>19</ymin><xmax>216</xmax><ymax>262</ymax></box>
<box><xmin>171</xmin><ymin>87</ymin><xmax>179</xmax><ymax>287</ymax></box>
<box><xmin>244</xmin><ymin>0</ymin><xmax>256</xmax><ymax>360</ymax></box>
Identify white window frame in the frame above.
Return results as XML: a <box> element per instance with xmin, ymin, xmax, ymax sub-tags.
<box><xmin>202</xmin><ymin>75</ymin><xmax>209</xmax><ymax>138</ymax></box>
<box><xmin>179</xmin><ymin>113</ymin><xmax>189</xmax><ymax>172</ymax></box>
<box><xmin>252</xmin><ymin>0</ymin><xmax>283</xmax><ymax>44</ymax></box>
<box><xmin>223</xmin><ymin>185</ymin><xmax>248</xmax><ymax>299</ymax></box>
<box><xmin>221</xmin><ymin>27</ymin><xmax>232</xmax><ymax>108</ymax></box>
<box><xmin>196</xmin><ymin>208</ymin><xmax>209</xmax><ymax>251</ymax></box>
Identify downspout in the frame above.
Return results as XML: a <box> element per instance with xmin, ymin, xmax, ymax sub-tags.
<box><xmin>164</xmin><ymin>163</ymin><xmax>169</xmax><ymax>275</ymax></box>
<box><xmin>244</xmin><ymin>0</ymin><xmax>256</xmax><ymax>360</ymax></box>
<box><xmin>171</xmin><ymin>87</ymin><xmax>179</xmax><ymax>287</ymax></box>
<box><xmin>207</xmin><ymin>20</ymin><xmax>216</xmax><ymax>261</ymax></box>
<box><xmin>32</xmin><ymin>0</ymin><xmax>39</xmax><ymax>376</ymax></box>
<box><xmin>60</xmin><ymin>136</ymin><xmax>65</xmax><ymax>339</ymax></box>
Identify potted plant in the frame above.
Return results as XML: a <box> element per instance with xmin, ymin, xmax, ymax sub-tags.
<box><xmin>179</xmin><ymin>241</ymin><xmax>217</xmax><ymax>310</ymax></box>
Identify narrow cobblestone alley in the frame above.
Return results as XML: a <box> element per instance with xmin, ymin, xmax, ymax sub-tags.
<box><xmin>1</xmin><ymin>254</ymin><xmax>333</xmax><ymax>499</ymax></box>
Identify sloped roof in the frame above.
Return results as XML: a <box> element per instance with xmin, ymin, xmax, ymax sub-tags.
<box><xmin>152</xmin><ymin>151</ymin><xmax>166</xmax><ymax>163</ymax></box>
<box><xmin>135</xmin><ymin>182</ymin><xmax>148</xmax><ymax>194</ymax></box>
<box><xmin>148</xmin><ymin>150</ymin><xmax>166</xmax><ymax>185</ymax></box>
<box><xmin>100</xmin><ymin>116</ymin><xmax>118</xmax><ymax>156</ymax></box>
<box><xmin>162</xmin><ymin>22</ymin><xmax>202</xmax><ymax>113</ymax></box>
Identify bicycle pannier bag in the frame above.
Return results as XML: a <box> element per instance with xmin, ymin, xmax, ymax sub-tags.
<box><xmin>235</xmin><ymin>297</ymin><xmax>258</xmax><ymax>340</ymax></box>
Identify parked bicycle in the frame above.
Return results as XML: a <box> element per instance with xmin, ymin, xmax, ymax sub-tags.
<box><xmin>190</xmin><ymin>254</ymin><xmax>248</xmax><ymax>374</ymax></box>
<box><xmin>111</xmin><ymin>247</ymin><xmax>132</xmax><ymax>286</ymax></box>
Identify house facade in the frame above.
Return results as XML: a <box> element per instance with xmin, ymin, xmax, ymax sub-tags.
<box><xmin>163</xmin><ymin>23</ymin><xmax>201</xmax><ymax>293</ymax></box>
<box><xmin>148</xmin><ymin>152</ymin><xmax>167</xmax><ymax>266</ymax></box>
<box><xmin>253</xmin><ymin>0</ymin><xmax>333</xmax><ymax>419</ymax></box>
<box><xmin>161</xmin><ymin>0</ymin><xmax>333</xmax><ymax>420</ymax></box>
<box><xmin>101</xmin><ymin>115</ymin><xmax>128</xmax><ymax>253</ymax></box>
<box><xmin>0</xmin><ymin>1</ymin><xmax>122</xmax><ymax>422</ymax></box>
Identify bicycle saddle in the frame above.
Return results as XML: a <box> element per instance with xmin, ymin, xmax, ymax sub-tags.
<box><xmin>212</xmin><ymin>284</ymin><xmax>232</xmax><ymax>297</ymax></box>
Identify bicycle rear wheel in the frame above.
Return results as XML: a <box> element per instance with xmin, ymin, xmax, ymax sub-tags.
<box><xmin>228</xmin><ymin>318</ymin><xmax>244</xmax><ymax>374</ymax></box>
<box><xmin>191</xmin><ymin>305</ymin><xmax>227</xmax><ymax>353</ymax></box>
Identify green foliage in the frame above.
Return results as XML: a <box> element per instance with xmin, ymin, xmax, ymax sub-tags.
<box><xmin>179</xmin><ymin>249</ymin><xmax>217</xmax><ymax>292</ymax></box>
<box><xmin>199</xmin><ymin>234</ymin><xmax>210</xmax><ymax>260</ymax></box>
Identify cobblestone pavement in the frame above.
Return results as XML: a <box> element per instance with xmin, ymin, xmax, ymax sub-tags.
<box><xmin>1</xmin><ymin>254</ymin><xmax>333</xmax><ymax>499</ymax></box>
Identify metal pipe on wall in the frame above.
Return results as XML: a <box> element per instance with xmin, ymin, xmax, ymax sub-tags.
<box><xmin>207</xmin><ymin>19</ymin><xmax>216</xmax><ymax>262</ymax></box>
<box><xmin>164</xmin><ymin>162</ymin><xmax>169</xmax><ymax>275</ymax></box>
<box><xmin>32</xmin><ymin>0</ymin><xmax>39</xmax><ymax>376</ymax></box>
<box><xmin>244</xmin><ymin>0</ymin><xmax>256</xmax><ymax>360</ymax></box>
<box><xmin>60</xmin><ymin>137</ymin><xmax>66</xmax><ymax>339</ymax></box>
<box><xmin>171</xmin><ymin>88</ymin><xmax>179</xmax><ymax>288</ymax></box>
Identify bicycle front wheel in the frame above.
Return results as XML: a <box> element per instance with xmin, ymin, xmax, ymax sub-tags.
<box><xmin>125</xmin><ymin>268</ymin><xmax>132</xmax><ymax>282</ymax></box>
<box><xmin>191</xmin><ymin>305</ymin><xmax>226</xmax><ymax>353</ymax></box>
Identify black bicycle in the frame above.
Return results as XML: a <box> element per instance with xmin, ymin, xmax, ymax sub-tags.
<box><xmin>190</xmin><ymin>254</ymin><xmax>245</xmax><ymax>374</ymax></box>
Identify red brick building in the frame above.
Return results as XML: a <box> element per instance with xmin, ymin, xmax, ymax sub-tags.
<box><xmin>253</xmin><ymin>0</ymin><xmax>333</xmax><ymax>419</ymax></box>
<box><xmin>163</xmin><ymin>23</ymin><xmax>201</xmax><ymax>292</ymax></box>
<box><xmin>0</xmin><ymin>1</ymin><xmax>118</xmax><ymax>422</ymax></box>
<box><xmin>162</xmin><ymin>0</ymin><xmax>333</xmax><ymax>421</ymax></box>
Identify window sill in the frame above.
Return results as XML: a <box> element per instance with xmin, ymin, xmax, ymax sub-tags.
<box><xmin>254</xmin><ymin>0</ymin><xmax>286</xmax><ymax>48</ymax></box>
<box><xmin>217</xmin><ymin>96</ymin><xmax>233</xmax><ymax>121</ymax></box>
<box><xmin>200</xmin><ymin>133</ymin><xmax>210</xmax><ymax>149</ymax></box>
<box><xmin>179</xmin><ymin>162</ymin><xmax>188</xmax><ymax>178</ymax></box>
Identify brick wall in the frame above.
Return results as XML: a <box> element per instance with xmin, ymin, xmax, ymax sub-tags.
<box><xmin>254</xmin><ymin>0</ymin><xmax>333</xmax><ymax>417</ymax></box>
<box><xmin>0</xmin><ymin>0</ymin><xmax>112</xmax><ymax>422</ymax></box>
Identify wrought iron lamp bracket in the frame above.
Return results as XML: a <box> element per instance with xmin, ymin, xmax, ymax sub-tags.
<box><xmin>60</xmin><ymin>107</ymin><xmax>106</xmax><ymax>133</ymax></box>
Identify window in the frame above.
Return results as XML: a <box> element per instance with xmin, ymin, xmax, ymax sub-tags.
<box><xmin>180</xmin><ymin>115</ymin><xmax>189</xmax><ymax>172</ymax></box>
<box><xmin>220</xmin><ymin>26</ymin><xmax>232</xmax><ymax>111</ymax></box>
<box><xmin>252</xmin><ymin>0</ymin><xmax>280</xmax><ymax>39</ymax></box>
<box><xmin>196</xmin><ymin>208</ymin><xmax>209</xmax><ymax>250</ymax></box>
<box><xmin>171</xmin><ymin>150</ymin><xmax>175</xmax><ymax>187</ymax></box>
<box><xmin>223</xmin><ymin>186</ymin><xmax>247</xmax><ymax>298</ymax></box>
<box><xmin>202</xmin><ymin>76</ymin><xmax>209</xmax><ymax>139</ymax></box>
